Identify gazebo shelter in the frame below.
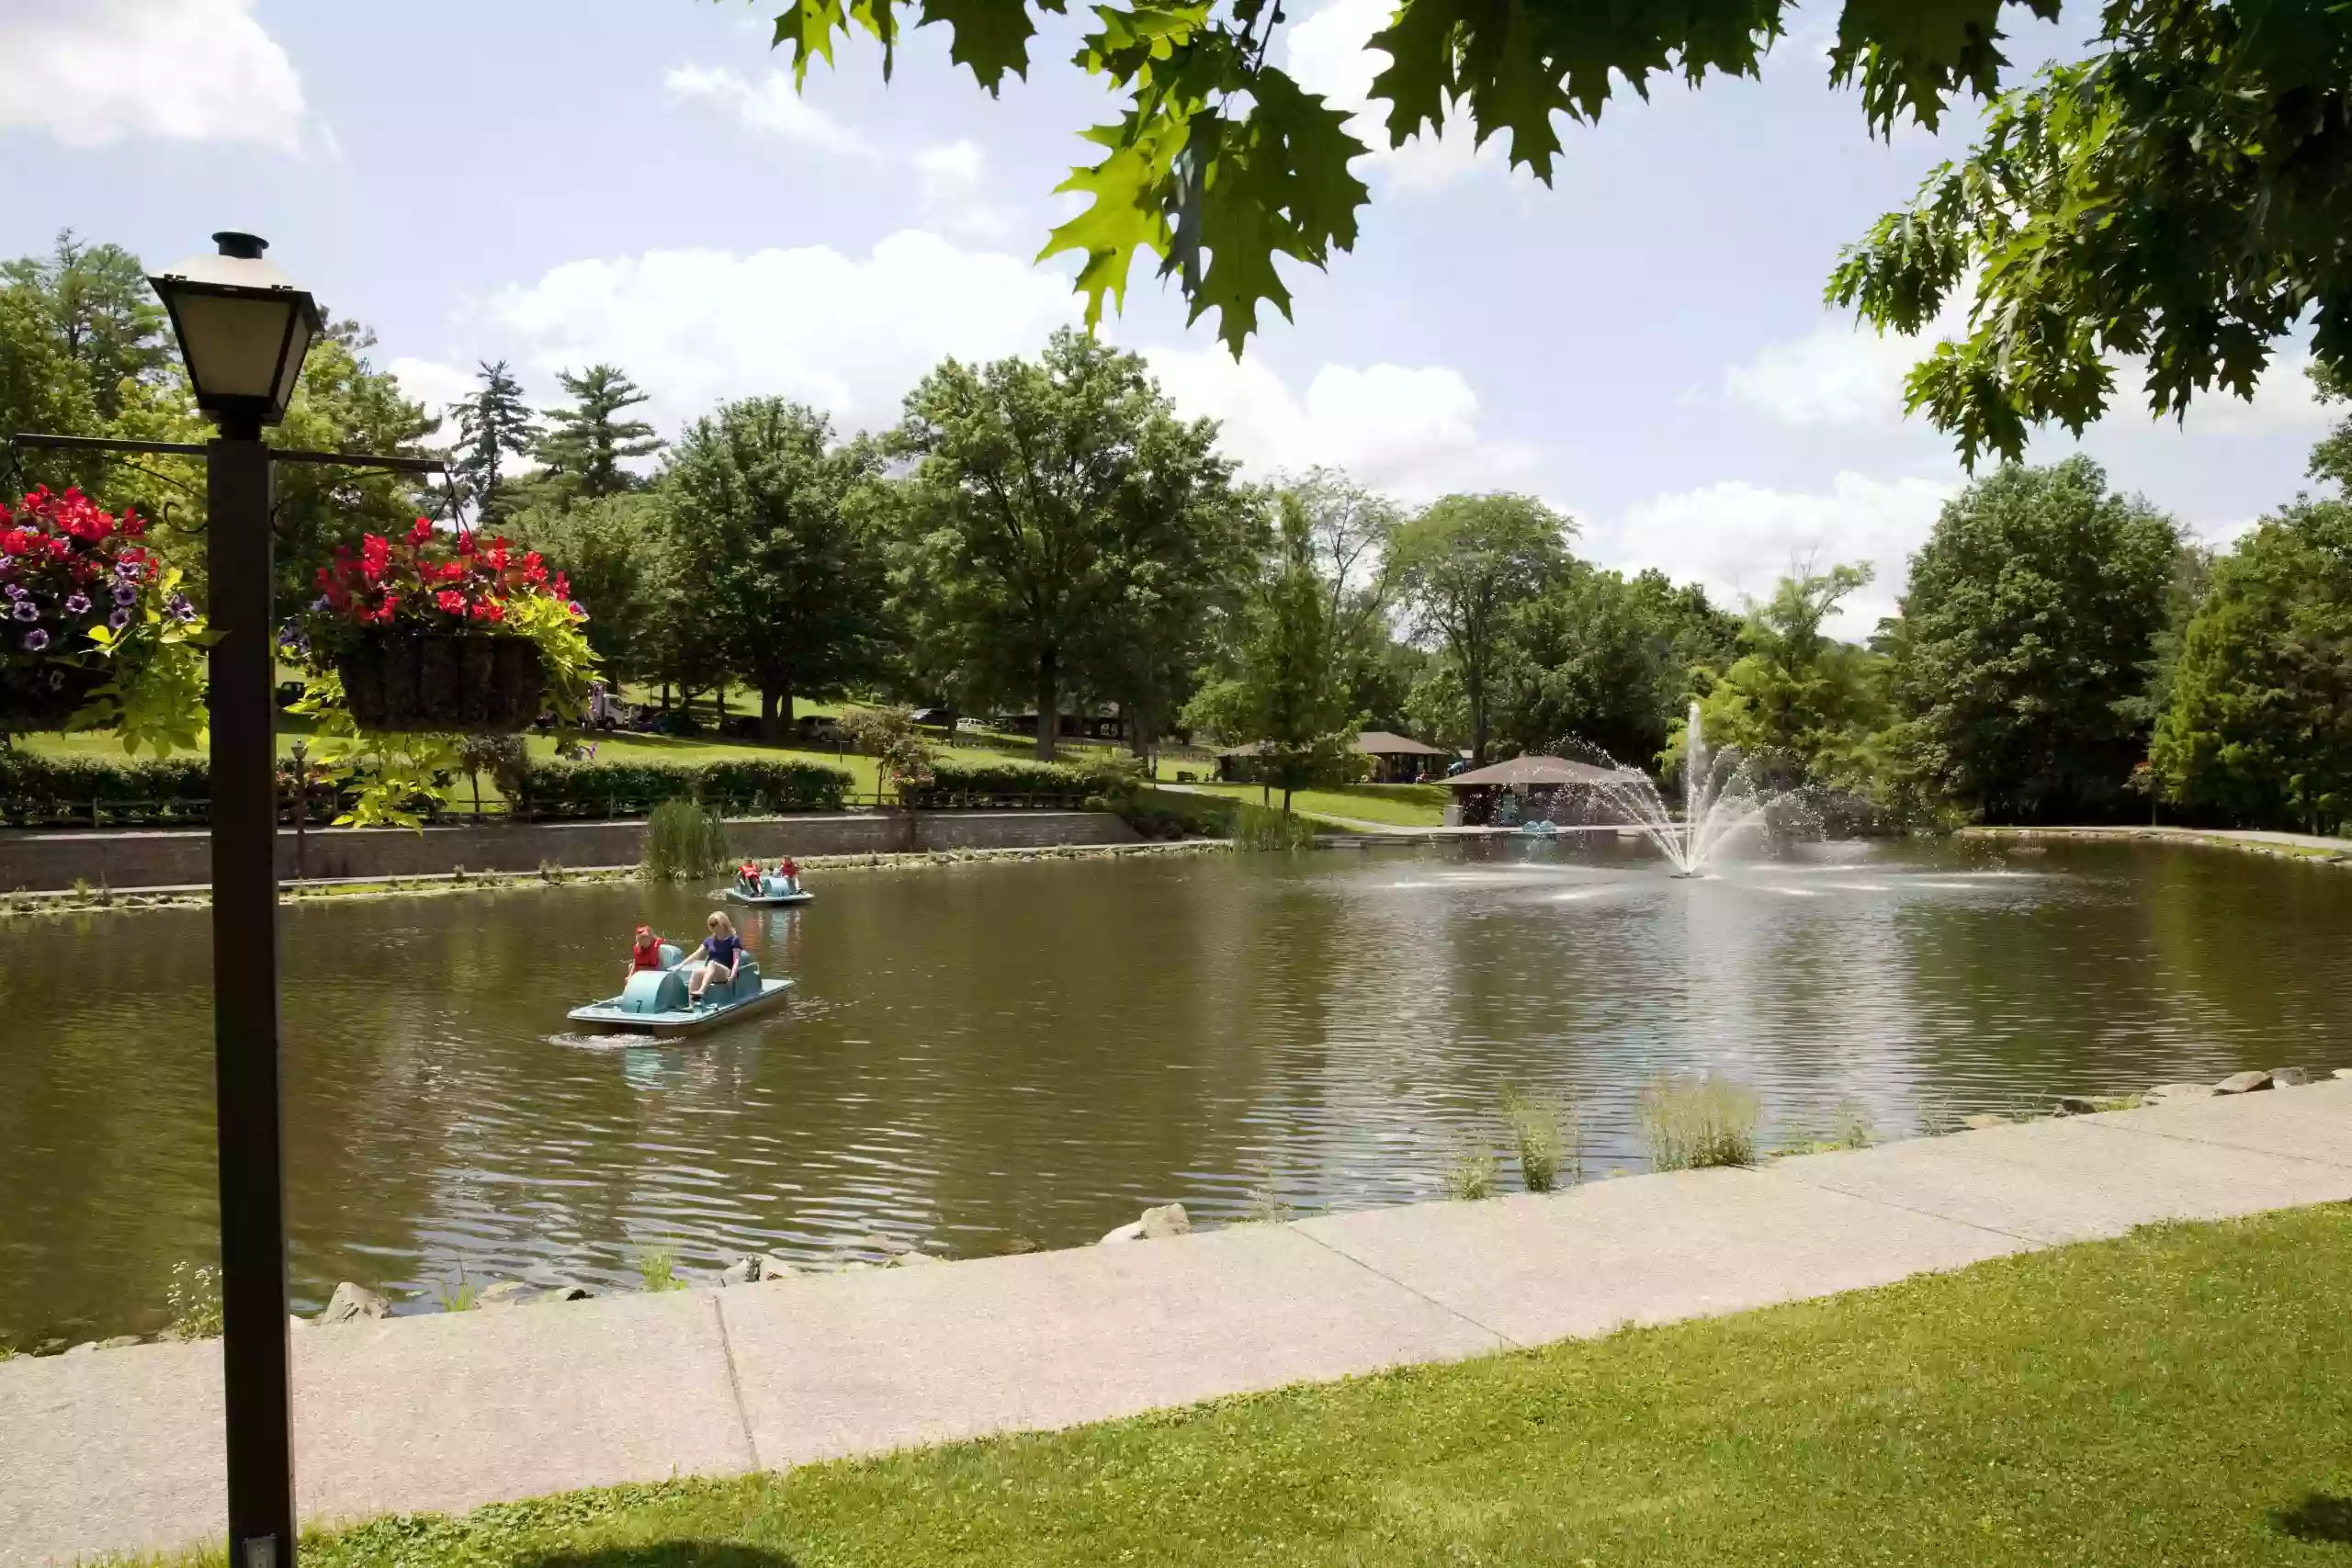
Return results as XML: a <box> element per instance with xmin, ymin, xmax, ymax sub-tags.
<box><xmin>1216</xmin><ymin>730</ymin><xmax>1453</xmax><ymax>784</ymax></box>
<box><xmin>1356</xmin><ymin>730</ymin><xmax>1450</xmax><ymax>783</ymax></box>
<box><xmin>1442</xmin><ymin>754</ymin><xmax>1630</xmax><ymax>827</ymax></box>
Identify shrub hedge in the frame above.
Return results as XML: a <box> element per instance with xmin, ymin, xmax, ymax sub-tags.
<box><xmin>513</xmin><ymin>759</ymin><xmax>852</xmax><ymax>817</ymax></box>
<box><xmin>900</xmin><ymin>753</ymin><xmax>1099</xmax><ymax>807</ymax></box>
<box><xmin>0</xmin><ymin>752</ymin><xmax>213</xmax><ymax>825</ymax></box>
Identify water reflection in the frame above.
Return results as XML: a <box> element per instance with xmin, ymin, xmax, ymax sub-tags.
<box><xmin>3</xmin><ymin>837</ymin><xmax>2348</xmax><ymax>1340</ymax></box>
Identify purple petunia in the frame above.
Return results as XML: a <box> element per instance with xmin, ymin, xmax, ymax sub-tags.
<box><xmin>63</xmin><ymin>592</ymin><xmax>90</xmax><ymax>615</ymax></box>
<box><xmin>21</xmin><ymin>628</ymin><xmax>48</xmax><ymax>653</ymax></box>
<box><xmin>3</xmin><ymin>582</ymin><xmax>24</xmax><ymax>600</ymax></box>
<box><xmin>115</xmin><ymin>559</ymin><xmax>140</xmax><ymax>581</ymax></box>
<box><xmin>107</xmin><ymin>606</ymin><xmax>131</xmax><ymax>631</ymax></box>
<box><xmin>112</xmin><ymin>583</ymin><xmax>137</xmax><ymax>607</ymax></box>
<box><xmin>166</xmin><ymin>592</ymin><xmax>196</xmax><ymax>624</ymax></box>
<box><xmin>9</xmin><ymin>600</ymin><xmax>37</xmax><ymax>622</ymax></box>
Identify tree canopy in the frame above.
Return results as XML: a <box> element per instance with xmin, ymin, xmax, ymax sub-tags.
<box><xmin>1888</xmin><ymin>457</ymin><xmax>2183</xmax><ymax>822</ymax></box>
<box><xmin>535</xmin><ymin>365</ymin><xmax>663</xmax><ymax>502</ymax></box>
<box><xmin>752</xmin><ymin>0</ymin><xmax>2349</xmax><ymax>461</ymax></box>
<box><xmin>1392</xmin><ymin>492</ymin><xmax>1573</xmax><ymax>765</ymax></box>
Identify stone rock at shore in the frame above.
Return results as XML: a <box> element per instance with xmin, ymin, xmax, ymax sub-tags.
<box><xmin>534</xmin><ymin>1285</ymin><xmax>594</xmax><ymax>1303</ymax></box>
<box><xmin>2336</xmin><ymin>1068</ymin><xmax>2352</xmax><ymax>1081</ymax></box>
<box><xmin>474</xmin><ymin>1281</ymin><xmax>538</xmax><ymax>1309</ymax></box>
<box><xmin>718</xmin><ymin>1257</ymin><xmax>759</xmax><ymax>1287</ymax></box>
<box><xmin>1140</xmin><ymin>1203</ymin><xmax>1192</xmax><ymax>1239</ymax></box>
<box><xmin>888</xmin><ymin>1249</ymin><xmax>938</xmax><ymax>1268</ymax></box>
<box><xmin>2053</xmin><ymin>1095</ymin><xmax>2100</xmax><ymax>1116</ymax></box>
<box><xmin>1098</xmin><ymin>1220</ymin><xmax>1146</xmax><ymax>1245</ymax></box>
<box><xmin>866</xmin><ymin>1233</ymin><xmax>914</xmax><ymax>1257</ymax></box>
<box><xmin>2216</xmin><ymin>1070</ymin><xmax>2275</xmax><ymax>1095</ymax></box>
<box><xmin>2271</xmin><ymin>1066</ymin><xmax>2312</xmax><ymax>1088</ymax></box>
<box><xmin>315</xmin><ymin>1281</ymin><xmax>391</xmax><ymax>1325</ymax></box>
<box><xmin>2150</xmin><ymin>1083</ymin><xmax>2218</xmax><ymax>1101</ymax></box>
<box><xmin>1962</xmin><ymin>1113</ymin><xmax>2008</xmax><ymax>1131</ymax></box>
<box><xmin>757</xmin><ymin>1253</ymin><xmax>798</xmax><ymax>1281</ymax></box>
<box><xmin>97</xmin><ymin>1335</ymin><xmax>141</xmax><ymax>1350</ymax></box>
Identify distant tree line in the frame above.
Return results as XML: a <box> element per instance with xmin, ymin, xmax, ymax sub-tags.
<box><xmin>4</xmin><ymin>228</ymin><xmax>2346</xmax><ymax>831</ymax></box>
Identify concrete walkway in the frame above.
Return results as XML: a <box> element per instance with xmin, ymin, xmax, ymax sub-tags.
<box><xmin>7</xmin><ymin>1081</ymin><xmax>2352</xmax><ymax>1565</ymax></box>
<box><xmin>1968</xmin><ymin>823</ymin><xmax>2352</xmax><ymax>858</ymax></box>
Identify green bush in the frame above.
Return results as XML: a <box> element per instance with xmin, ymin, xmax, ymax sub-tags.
<box><xmin>640</xmin><ymin>799</ymin><xmax>730</xmax><ymax>882</ymax></box>
<box><xmin>0</xmin><ymin>751</ymin><xmax>212</xmax><ymax>825</ymax></box>
<box><xmin>1235</xmin><ymin>802</ymin><xmax>1319</xmax><ymax>851</ymax></box>
<box><xmin>517</xmin><ymin>759</ymin><xmax>850</xmax><ymax>817</ymax></box>
<box><xmin>901</xmin><ymin>753</ymin><xmax>1095</xmax><ymax>807</ymax></box>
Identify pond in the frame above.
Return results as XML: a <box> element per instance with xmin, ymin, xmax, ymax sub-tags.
<box><xmin>5</xmin><ymin>836</ymin><xmax>2348</xmax><ymax>1341</ymax></box>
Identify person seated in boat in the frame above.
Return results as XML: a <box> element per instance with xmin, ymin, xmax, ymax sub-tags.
<box><xmin>774</xmin><ymin>855</ymin><xmax>800</xmax><ymax>894</ymax></box>
<box><xmin>734</xmin><ymin>859</ymin><xmax>763</xmax><ymax>897</ymax></box>
<box><xmin>625</xmin><ymin>924</ymin><xmax>666</xmax><ymax>985</ymax></box>
<box><xmin>688</xmin><ymin>910</ymin><xmax>746</xmax><ymax>1005</ymax></box>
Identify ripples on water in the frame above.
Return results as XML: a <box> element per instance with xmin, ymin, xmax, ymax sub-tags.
<box><xmin>3</xmin><ymin>836</ymin><xmax>2348</xmax><ymax>1337</ymax></box>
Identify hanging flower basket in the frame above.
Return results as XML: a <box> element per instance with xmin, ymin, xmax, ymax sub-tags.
<box><xmin>336</xmin><ymin>631</ymin><xmax>546</xmax><ymax>734</ymax></box>
<box><xmin>0</xmin><ymin>657</ymin><xmax>107</xmax><ymax>733</ymax></box>
<box><xmin>306</xmin><ymin>518</ymin><xmax>589</xmax><ymax>736</ymax></box>
<box><xmin>0</xmin><ymin>487</ymin><xmax>165</xmax><ymax>736</ymax></box>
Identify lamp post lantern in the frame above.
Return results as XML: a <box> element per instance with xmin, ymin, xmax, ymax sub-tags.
<box><xmin>8</xmin><ymin>235</ymin><xmax>443</xmax><ymax>1568</ymax></box>
<box><xmin>150</xmin><ymin>231</ymin><xmax>322</xmax><ymax>1568</ymax></box>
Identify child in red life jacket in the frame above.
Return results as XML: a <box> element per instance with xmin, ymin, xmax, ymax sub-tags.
<box><xmin>626</xmin><ymin>925</ymin><xmax>665</xmax><ymax>984</ymax></box>
<box><xmin>775</xmin><ymin>855</ymin><xmax>799</xmax><ymax>894</ymax></box>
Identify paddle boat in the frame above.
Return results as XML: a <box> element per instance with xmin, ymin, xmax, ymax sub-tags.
<box><xmin>722</xmin><ymin>871</ymin><xmax>814</xmax><ymax>907</ymax></box>
<box><xmin>567</xmin><ymin>942</ymin><xmax>794</xmax><ymax>1036</ymax></box>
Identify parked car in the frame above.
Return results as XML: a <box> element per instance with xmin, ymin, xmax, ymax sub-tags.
<box><xmin>909</xmin><ymin>706</ymin><xmax>953</xmax><ymax>728</ymax></box>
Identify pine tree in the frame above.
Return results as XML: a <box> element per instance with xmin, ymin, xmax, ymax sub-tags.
<box><xmin>534</xmin><ymin>365</ymin><xmax>662</xmax><ymax>502</ymax></box>
<box><xmin>451</xmin><ymin>360</ymin><xmax>538</xmax><ymax>525</ymax></box>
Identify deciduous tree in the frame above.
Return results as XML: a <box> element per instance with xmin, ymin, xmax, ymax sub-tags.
<box><xmin>1392</xmin><ymin>492</ymin><xmax>1572</xmax><ymax>766</ymax></box>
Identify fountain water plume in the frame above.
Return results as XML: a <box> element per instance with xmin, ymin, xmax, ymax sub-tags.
<box><xmin>1572</xmin><ymin>703</ymin><xmax>1807</xmax><ymax>876</ymax></box>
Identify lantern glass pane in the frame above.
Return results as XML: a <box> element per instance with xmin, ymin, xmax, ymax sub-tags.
<box><xmin>173</xmin><ymin>291</ymin><xmax>296</xmax><ymax>402</ymax></box>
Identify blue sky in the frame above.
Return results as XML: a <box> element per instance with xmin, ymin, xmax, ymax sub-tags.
<box><xmin>3</xmin><ymin>0</ymin><xmax>2338</xmax><ymax>632</ymax></box>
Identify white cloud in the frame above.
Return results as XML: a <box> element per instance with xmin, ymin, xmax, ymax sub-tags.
<box><xmin>409</xmin><ymin>231</ymin><xmax>1083</xmax><ymax>434</ymax></box>
<box><xmin>388</xmin><ymin>356</ymin><xmax>480</xmax><ymax>433</ymax></box>
<box><xmin>1724</xmin><ymin>310</ymin><xmax>1962</xmax><ymax>428</ymax></box>
<box><xmin>1283</xmin><ymin>0</ymin><xmax>1498</xmax><ymax>193</ymax></box>
<box><xmin>663</xmin><ymin>64</ymin><xmax>871</xmax><ymax>157</ymax></box>
<box><xmin>2158</xmin><ymin>349</ymin><xmax>2335</xmax><ymax>438</ymax></box>
<box><xmin>1146</xmin><ymin>347</ymin><xmax>1537</xmax><ymax>500</ymax></box>
<box><xmin>913</xmin><ymin>139</ymin><xmax>1012</xmax><ymax>240</ymax></box>
<box><xmin>1593</xmin><ymin>471</ymin><xmax>1960</xmax><ymax>635</ymax></box>
<box><xmin>0</xmin><ymin>0</ymin><xmax>303</xmax><ymax>152</ymax></box>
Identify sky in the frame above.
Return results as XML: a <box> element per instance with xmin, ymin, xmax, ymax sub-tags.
<box><xmin>1</xmin><ymin>0</ymin><xmax>2340</xmax><ymax>635</ymax></box>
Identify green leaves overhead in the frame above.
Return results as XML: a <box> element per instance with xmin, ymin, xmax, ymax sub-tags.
<box><xmin>749</xmin><ymin>0</ymin><xmax>2349</xmax><ymax>460</ymax></box>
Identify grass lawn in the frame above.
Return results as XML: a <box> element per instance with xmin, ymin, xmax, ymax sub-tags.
<box><xmin>155</xmin><ymin>1205</ymin><xmax>2352</xmax><ymax>1566</ymax></box>
<box><xmin>1182</xmin><ymin>781</ymin><xmax>1453</xmax><ymax>827</ymax></box>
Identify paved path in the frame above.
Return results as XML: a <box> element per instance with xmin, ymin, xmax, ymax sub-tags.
<box><xmin>1967</xmin><ymin>824</ymin><xmax>2352</xmax><ymax>858</ymax></box>
<box><xmin>7</xmin><ymin>1081</ymin><xmax>2352</xmax><ymax>1565</ymax></box>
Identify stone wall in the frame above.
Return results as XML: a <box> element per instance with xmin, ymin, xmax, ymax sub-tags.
<box><xmin>0</xmin><ymin>810</ymin><xmax>1138</xmax><ymax>893</ymax></box>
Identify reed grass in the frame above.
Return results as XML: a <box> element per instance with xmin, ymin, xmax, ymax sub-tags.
<box><xmin>1637</xmin><ymin>1072</ymin><xmax>1761</xmax><ymax>1170</ymax></box>
<box><xmin>1233</xmin><ymin>802</ymin><xmax>1319</xmax><ymax>852</ymax></box>
<box><xmin>1499</xmin><ymin>1087</ymin><xmax>1581</xmax><ymax>1192</ymax></box>
<box><xmin>639</xmin><ymin>799</ymin><xmax>729</xmax><ymax>881</ymax></box>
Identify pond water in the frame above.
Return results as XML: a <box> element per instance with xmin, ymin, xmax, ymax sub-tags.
<box><xmin>4</xmin><ymin>836</ymin><xmax>2349</xmax><ymax>1341</ymax></box>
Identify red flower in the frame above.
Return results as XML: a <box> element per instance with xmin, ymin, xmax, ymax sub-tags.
<box><xmin>552</xmin><ymin>572</ymin><xmax>571</xmax><ymax>601</ymax></box>
<box><xmin>408</xmin><ymin>516</ymin><xmax>434</xmax><ymax>546</ymax></box>
<box><xmin>435</xmin><ymin>589</ymin><xmax>465</xmax><ymax>615</ymax></box>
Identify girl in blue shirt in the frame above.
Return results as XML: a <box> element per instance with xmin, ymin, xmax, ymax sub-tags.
<box><xmin>688</xmin><ymin>910</ymin><xmax>746</xmax><ymax>1005</ymax></box>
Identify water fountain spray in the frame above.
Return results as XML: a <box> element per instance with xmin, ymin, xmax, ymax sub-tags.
<box><xmin>1575</xmin><ymin>703</ymin><xmax>1797</xmax><ymax>876</ymax></box>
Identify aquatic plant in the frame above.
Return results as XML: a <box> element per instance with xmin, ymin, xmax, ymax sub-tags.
<box><xmin>1501</xmin><ymin>1087</ymin><xmax>1581</xmax><ymax>1193</ymax></box>
<box><xmin>1234</xmin><ymin>802</ymin><xmax>1317</xmax><ymax>852</ymax></box>
<box><xmin>638</xmin><ymin>1247</ymin><xmax>685</xmax><ymax>1292</ymax></box>
<box><xmin>1832</xmin><ymin>1100</ymin><xmax>1873</xmax><ymax>1150</ymax></box>
<box><xmin>165</xmin><ymin>1260</ymin><xmax>223</xmax><ymax>1340</ymax></box>
<box><xmin>640</xmin><ymin>799</ymin><xmax>729</xmax><ymax>882</ymax></box>
<box><xmin>1638</xmin><ymin>1072</ymin><xmax>1762</xmax><ymax>1170</ymax></box>
<box><xmin>435</xmin><ymin>1267</ymin><xmax>482</xmax><ymax>1314</ymax></box>
<box><xmin>1442</xmin><ymin>1139</ymin><xmax>1498</xmax><ymax>1201</ymax></box>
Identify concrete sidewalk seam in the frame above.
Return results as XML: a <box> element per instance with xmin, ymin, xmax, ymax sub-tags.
<box><xmin>1761</xmin><ymin>1168</ymin><xmax>2050</xmax><ymax>1249</ymax></box>
<box><xmin>1283</xmin><ymin>1221</ymin><xmax>1528</xmax><ymax>1351</ymax></box>
<box><xmin>709</xmin><ymin>1293</ymin><xmax>763</xmax><ymax>1474</ymax></box>
<box><xmin>2079</xmin><ymin>1113</ymin><xmax>2352</xmax><ymax>1171</ymax></box>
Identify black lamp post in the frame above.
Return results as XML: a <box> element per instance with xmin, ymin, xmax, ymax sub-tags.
<box><xmin>148</xmin><ymin>231</ymin><xmax>322</xmax><ymax>1568</ymax></box>
<box><xmin>8</xmin><ymin>234</ymin><xmax>446</xmax><ymax>1568</ymax></box>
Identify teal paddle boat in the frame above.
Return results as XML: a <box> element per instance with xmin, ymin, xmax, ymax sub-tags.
<box><xmin>568</xmin><ymin>942</ymin><xmax>795</xmax><ymax>1036</ymax></box>
<box><xmin>722</xmin><ymin>873</ymin><xmax>813</xmax><ymax>908</ymax></box>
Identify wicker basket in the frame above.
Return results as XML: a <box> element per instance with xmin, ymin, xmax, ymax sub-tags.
<box><xmin>336</xmin><ymin>633</ymin><xmax>546</xmax><ymax>734</ymax></box>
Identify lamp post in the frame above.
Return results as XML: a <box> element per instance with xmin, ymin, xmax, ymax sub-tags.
<box><xmin>8</xmin><ymin>234</ymin><xmax>446</xmax><ymax>1568</ymax></box>
<box><xmin>148</xmin><ymin>231</ymin><xmax>322</xmax><ymax>1568</ymax></box>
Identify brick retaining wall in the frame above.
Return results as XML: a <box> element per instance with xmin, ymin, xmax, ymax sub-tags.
<box><xmin>0</xmin><ymin>811</ymin><xmax>1139</xmax><ymax>893</ymax></box>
